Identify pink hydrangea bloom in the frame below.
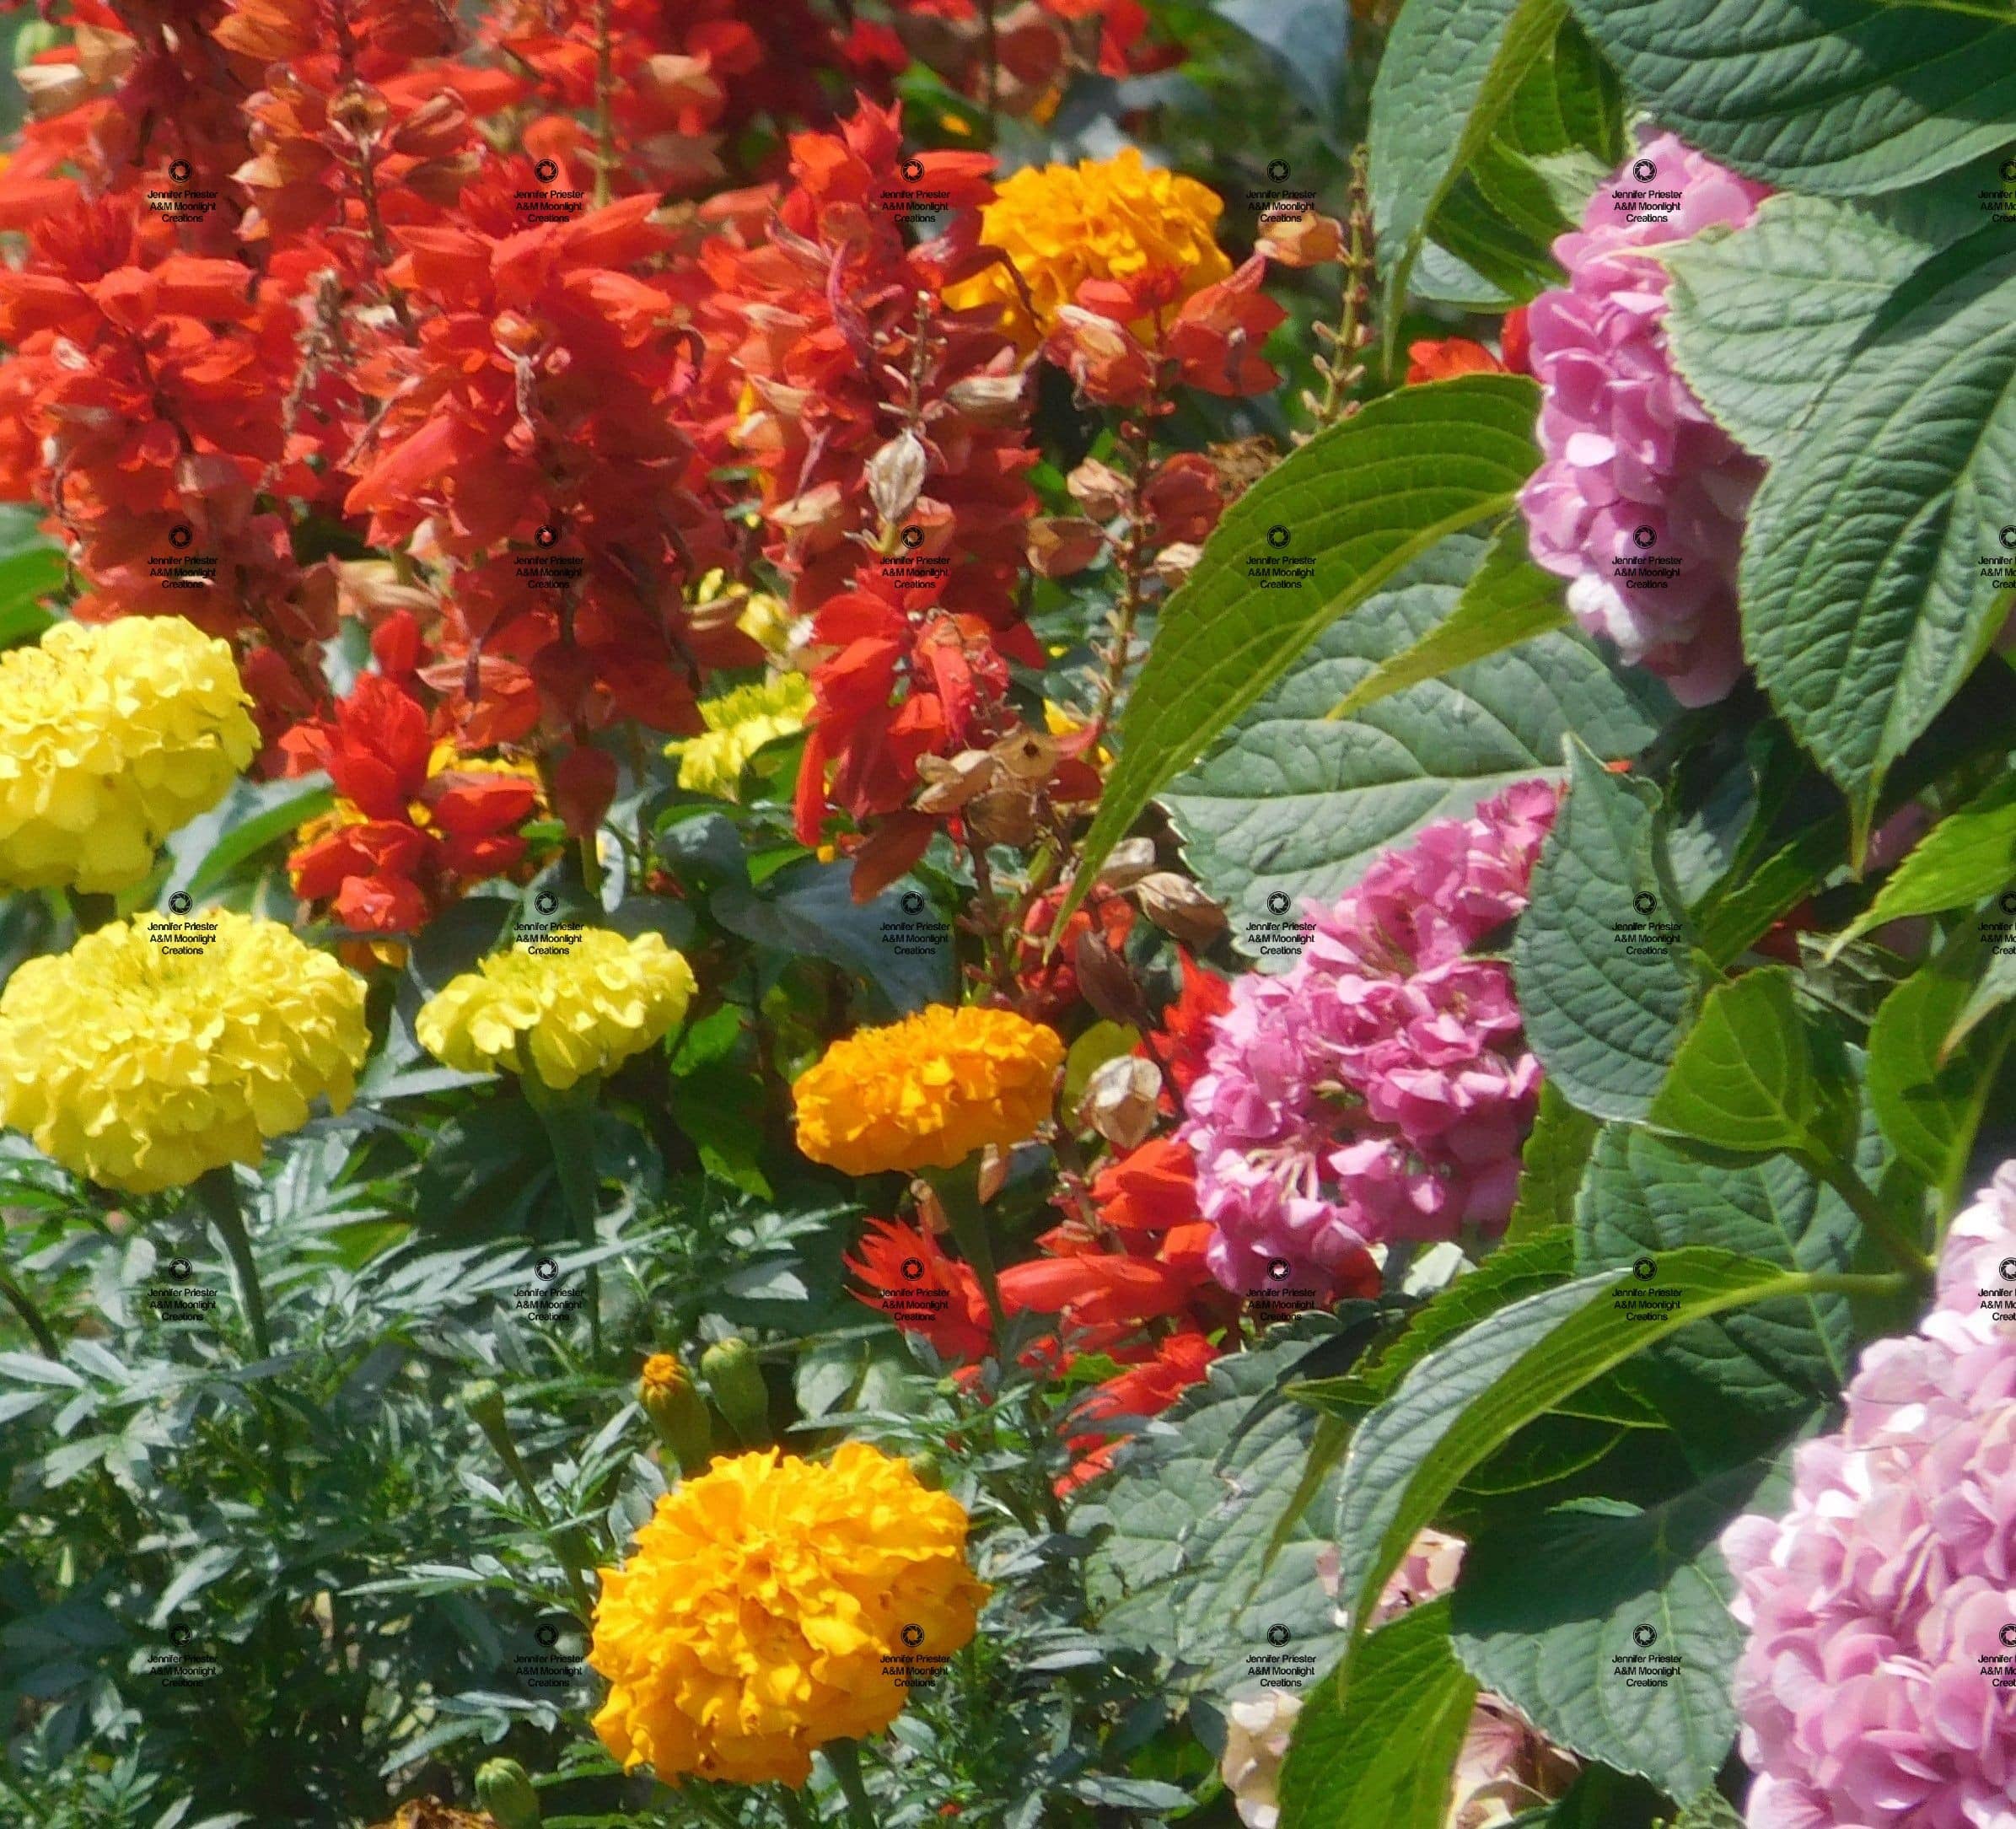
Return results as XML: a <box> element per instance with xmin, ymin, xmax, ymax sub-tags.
<box><xmin>1180</xmin><ymin>780</ymin><xmax>1559</xmax><ymax>1296</ymax></box>
<box><xmin>1722</xmin><ymin>1163</ymin><xmax>2016</xmax><ymax>1827</ymax></box>
<box><xmin>1519</xmin><ymin>133</ymin><xmax>1771</xmax><ymax>707</ymax></box>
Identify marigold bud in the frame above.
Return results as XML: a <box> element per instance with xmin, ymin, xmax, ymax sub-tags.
<box><xmin>701</xmin><ymin>1337</ymin><xmax>771</xmax><ymax>1447</ymax></box>
<box><xmin>475</xmin><ymin>1758</ymin><xmax>541</xmax><ymax>1829</ymax></box>
<box><xmin>638</xmin><ymin>1353</ymin><xmax>714</xmax><ymax>1476</ymax></box>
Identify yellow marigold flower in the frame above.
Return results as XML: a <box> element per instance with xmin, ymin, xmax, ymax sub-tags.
<box><xmin>589</xmin><ymin>1444</ymin><xmax>987</xmax><ymax>1787</ymax></box>
<box><xmin>0</xmin><ymin>912</ymin><xmax>369</xmax><ymax>1193</ymax></box>
<box><xmin>664</xmin><ymin>675</ymin><xmax>812</xmax><ymax>800</ymax></box>
<box><xmin>0</xmin><ymin>616</ymin><xmax>258</xmax><ymax>893</ymax></box>
<box><xmin>949</xmin><ymin>147</ymin><xmax>1234</xmax><ymax>346</ymax></box>
<box><xmin>414</xmin><ymin>928</ymin><xmax>696</xmax><ymax>1090</ymax></box>
<box><xmin>793</xmin><ymin>1004</ymin><xmax>1063</xmax><ymax>1175</ymax></box>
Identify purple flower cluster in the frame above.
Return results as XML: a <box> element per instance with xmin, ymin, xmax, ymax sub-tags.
<box><xmin>1723</xmin><ymin>1165</ymin><xmax>2016</xmax><ymax>1827</ymax></box>
<box><xmin>1180</xmin><ymin>780</ymin><xmax>1559</xmax><ymax>1296</ymax></box>
<box><xmin>1519</xmin><ymin>133</ymin><xmax>1771</xmax><ymax>707</ymax></box>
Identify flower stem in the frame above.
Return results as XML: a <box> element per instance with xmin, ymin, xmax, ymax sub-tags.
<box><xmin>468</xmin><ymin>1389</ymin><xmax>598</xmax><ymax>1622</ymax></box>
<box><xmin>592</xmin><ymin>0</ymin><xmax>616</xmax><ymax>208</ymax></box>
<box><xmin>528</xmin><ymin>1077</ymin><xmax>606</xmax><ymax>1365</ymax></box>
<box><xmin>820</xmin><ymin>1740</ymin><xmax>879</xmax><ymax>1829</ymax></box>
<box><xmin>1805</xmin><ymin>1157</ymin><xmax>1934</xmax><ymax>1281</ymax></box>
<box><xmin>195</xmin><ymin>1167</ymin><xmax>269</xmax><ymax>1358</ymax></box>
<box><xmin>0</xmin><ymin>1268</ymin><xmax>59</xmax><ymax>1358</ymax></box>
<box><xmin>929</xmin><ymin>1161</ymin><xmax>1008</xmax><ymax>1342</ymax></box>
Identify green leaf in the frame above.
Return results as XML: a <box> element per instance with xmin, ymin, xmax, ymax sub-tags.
<box><xmin>1868</xmin><ymin>923</ymin><xmax>2016</xmax><ymax>1198</ymax></box>
<box><xmin>0</xmin><ymin>546</ymin><xmax>61</xmax><ymax>649</ymax></box>
<box><xmin>159</xmin><ymin>772</ymin><xmax>332</xmax><ymax>899</ymax></box>
<box><xmin>1834</xmin><ymin>775</ymin><xmax>2016</xmax><ymax>949</ymax></box>
<box><xmin>1067</xmin><ymin>374</ymin><xmax>1543</xmax><ymax>914</ymax></box>
<box><xmin>1369</xmin><ymin>0</ymin><xmax>1566</xmax><ymax>335</ymax></box>
<box><xmin>1331</xmin><ymin>1247</ymin><xmax>1841</xmax><ymax>1636</ymax></box>
<box><xmin>1164</xmin><ymin>538</ymin><xmax>1660</xmax><ymax>933</ymax></box>
<box><xmin>1947</xmin><ymin>941</ymin><xmax>2016</xmax><ymax>1057</ymax></box>
<box><xmin>1507</xmin><ymin>1080</ymin><xmax>1602</xmax><ymax>1240</ymax></box>
<box><xmin>1577</xmin><ymin>1124</ymin><xmax>1862</xmax><ymax>1423</ymax></box>
<box><xmin>1513</xmin><ymin>743</ymin><xmax>1700</xmax><ymax>1122</ymax></box>
<box><xmin>1646</xmin><ymin>967</ymin><xmax>1856</xmax><ymax>1163</ymax></box>
<box><xmin>1277</xmin><ymin>1600</ymin><xmax>1477</xmax><ymax>1829</ymax></box>
<box><xmin>1569</xmin><ymin>0</ymin><xmax>2016</xmax><ymax>193</ymax></box>
<box><xmin>1664</xmin><ymin>193</ymin><xmax>1943</xmax><ymax>462</ymax></box>
<box><xmin>1669</xmin><ymin>1791</ymin><xmax>1747</xmax><ymax>1829</ymax></box>
<box><xmin>712</xmin><ymin>860</ymin><xmax>953</xmax><ymax>1016</ymax></box>
<box><xmin>1326</xmin><ymin>520</ymin><xmax>1568</xmax><ymax>719</ymax></box>
<box><xmin>1449</xmin><ymin>1472</ymin><xmax>1763</xmax><ymax>1799</ymax></box>
<box><xmin>1740</xmin><ymin>228</ymin><xmax>2016</xmax><ymax>846</ymax></box>
<box><xmin>1082</xmin><ymin>1317</ymin><xmax>1364</xmax><ymax>1703</ymax></box>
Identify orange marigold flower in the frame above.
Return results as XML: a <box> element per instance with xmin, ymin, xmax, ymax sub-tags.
<box><xmin>792</xmin><ymin>1003</ymin><xmax>1062</xmax><ymax>1175</ymax></box>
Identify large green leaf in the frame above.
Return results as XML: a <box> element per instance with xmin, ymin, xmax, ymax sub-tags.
<box><xmin>1326</xmin><ymin>519</ymin><xmax>1569</xmax><ymax>720</ymax></box>
<box><xmin>1834</xmin><ymin>774</ymin><xmax>2016</xmax><ymax>949</ymax></box>
<box><xmin>1646</xmin><ymin>967</ymin><xmax>1857</xmax><ymax>1164</ymax></box>
<box><xmin>1507</xmin><ymin>1081</ymin><xmax>1602</xmax><ymax>1240</ymax></box>
<box><xmin>1164</xmin><ymin>541</ymin><xmax>1660</xmax><ymax>936</ymax></box>
<box><xmin>1569</xmin><ymin>0</ymin><xmax>2016</xmax><ymax>193</ymax></box>
<box><xmin>1329</xmin><ymin>1248</ymin><xmax>1849</xmax><ymax>1637</ymax></box>
<box><xmin>1080</xmin><ymin>1317</ymin><xmax>1363</xmax><ymax>1701</ymax></box>
<box><xmin>1513</xmin><ymin>743</ymin><xmax>1701</xmax><ymax>1122</ymax></box>
<box><xmin>1277</xmin><ymin>1600</ymin><xmax>1477</xmax><ymax>1829</ymax></box>
<box><xmin>1740</xmin><ymin>228</ymin><xmax>2016</xmax><ymax>846</ymax></box>
<box><xmin>1368</xmin><ymin>0</ymin><xmax>1566</xmax><ymax>332</ymax></box>
<box><xmin>1066</xmin><ymin>375</ymin><xmax>1543</xmax><ymax>915</ymax></box>
<box><xmin>1449</xmin><ymin>1471</ymin><xmax>1766</xmax><ymax>1799</ymax></box>
<box><xmin>1577</xmin><ymin>1125</ymin><xmax>1861</xmax><ymax>1423</ymax></box>
<box><xmin>1664</xmin><ymin>193</ymin><xmax>1943</xmax><ymax>462</ymax></box>
<box><xmin>1868</xmin><ymin>923</ymin><xmax>2016</xmax><ymax>1200</ymax></box>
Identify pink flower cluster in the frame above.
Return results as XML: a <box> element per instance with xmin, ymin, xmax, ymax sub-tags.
<box><xmin>1722</xmin><ymin>1163</ymin><xmax>2016</xmax><ymax>1827</ymax></box>
<box><xmin>1180</xmin><ymin>781</ymin><xmax>1559</xmax><ymax>1296</ymax></box>
<box><xmin>1519</xmin><ymin>134</ymin><xmax>1771</xmax><ymax>707</ymax></box>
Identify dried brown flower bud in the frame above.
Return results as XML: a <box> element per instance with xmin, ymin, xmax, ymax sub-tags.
<box><xmin>1026</xmin><ymin>516</ymin><xmax>1106</xmax><ymax>578</ymax></box>
<box><xmin>1066</xmin><ymin>458</ymin><xmax>1130</xmax><ymax>521</ymax></box>
<box><xmin>1134</xmin><ymin>871</ymin><xmax>1228</xmax><ymax>945</ymax></box>
<box><xmin>1078</xmin><ymin>1054</ymin><xmax>1162</xmax><ymax>1149</ymax></box>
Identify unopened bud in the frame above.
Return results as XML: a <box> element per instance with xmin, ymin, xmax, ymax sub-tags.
<box><xmin>1078</xmin><ymin>1054</ymin><xmax>1162</xmax><ymax>1149</ymax></box>
<box><xmin>1134</xmin><ymin>871</ymin><xmax>1228</xmax><ymax>946</ymax></box>
<box><xmin>1094</xmin><ymin>840</ymin><xmax>1159</xmax><ymax>894</ymax></box>
<box><xmin>1066</xmin><ymin>458</ymin><xmax>1130</xmax><ymax>521</ymax></box>
<box><xmin>1026</xmin><ymin>517</ymin><xmax>1106</xmax><ymax>578</ymax></box>
<box><xmin>906</xmin><ymin>1446</ymin><xmax>946</xmax><ymax>1490</ymax></box>
<box><xmin>943</xmin><ymin>371</ymin><xmax>1030</xmax><ymax>425</ymax></box>
<box><xmin>965</xmin><ymin>785</ymin><xmax>1040</xmax><ymax>847</ymax></box>
<box><xmin>976</xmin><ymin>1144</ymin><xmax>1008</xmax><ymax>1205</ymax></box>
<box><xmin>914</xmin><ymin>749</ymin><xmax>999</xmax><ymax>815</ymax></box>
<box><xmin>638</xmin><ymin>1352</ymin><xmax>714</xmax><ymax>1476</ymax></box>
<box><xmin>868</xmin><ymin>430</ymin><xmax>930</xmax><ymax>530</ymax></box>
<box><xmin>1073</xmin><ymin>928</ymin><xmax>1153</xmax><ymax>1030</ymax></box>
<box><xmin>459</xmin><ymin>1379</ymin><xmax>508</xmax><ymax>1439</ymax></box>
<box><xmin>476</xmin><ymin>1758</ymin><xmax>541</xmax><ymax>1829</ymax></box>
<box><xmin>700</xmin><ymin>1337</ymin><xmax>771</xmax><ymax>1446</ymax></box>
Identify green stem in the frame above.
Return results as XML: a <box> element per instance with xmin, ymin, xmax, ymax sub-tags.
<box><xmin>195</xmin><ymin>1168</ymin><xmax>269</xmax><ymax>1358</ymax></box>
<box><xmin>528</xmin><ymin>1077</ymin><xmax>605</xmax><ymax>1366</ymax></box>
<box><xmin>820</xmin><ymin>1740</ymin><xmax>879</xmax><ymax>1829</ymax></box>
<box><xmin>776</xmin><ymin>1788</ymin><xmax>814</xmax><ymax>1829</ymax></box>
<box><xmin>470</xmin><ymin>1396</ymin><xmax>597</xmax><ymax>1622</ymax></box>
<box><xmin>0</xmin><ymin>1268</ymin><xmax>59</xmax><ymax>1358</ymax></box>
<box><xmin>929</xmin><ymin>1163</ymin><xmax>1007</xmax><ymax>1344</ymax></box>
<box><xmin>1805</xmin><ymin>1157</ymin><xmax>1935</xmax><ymax>1280</ymax></box>
<box><xmin>67</xmin><ymin>890</ymin><xmax>118</xmax><ymax>933</ymax></box>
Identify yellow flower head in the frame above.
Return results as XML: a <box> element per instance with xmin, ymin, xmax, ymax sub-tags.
<box><xmin>949</xmin><ymin>147</ymin><xmax>1234</xmax><ymax>347</ymax></box>
<box><xmin>589</xmin><ymin>1444</ymin><xmax>987</xmax><ymax>1787</ymax></box>
<box><xmin>664</xmin><ymin>675</ymin><xmax>812</xmax><ymax>800</ymax></box>
<box><xmin>0</xmin><ymin>912</ymin><xmax>369</xmax><ymax>1193</ymax></box>
<box><xmin>0</xmin><ymin>616</ymin><xmax>258</xmax><ymax>893</ymax></box>
<box><xmin>414</xmin><ymin>928</ymin><xmax>696</xmax><ymax>1090</ymax></box>
<box><xmin>793</xmin><ymin>1004</ymin><xmax>1062</xmax><ymax>1175</ymax></box>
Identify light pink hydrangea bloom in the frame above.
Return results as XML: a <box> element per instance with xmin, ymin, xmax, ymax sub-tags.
<box><xmin>1519</xmin><ymin>133</ymin><xmax>1771</xmax><ymax>706</ymax></box>
<box><xmin>1180</xmin><ymin>781</ymin><xmax>1558</xmax><ymax>1295</ymax></box>
<box><xmin>1722</xmin><ymin>1163</ymin><xmax>2016</xmax><ymax>1827</ymax></box>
